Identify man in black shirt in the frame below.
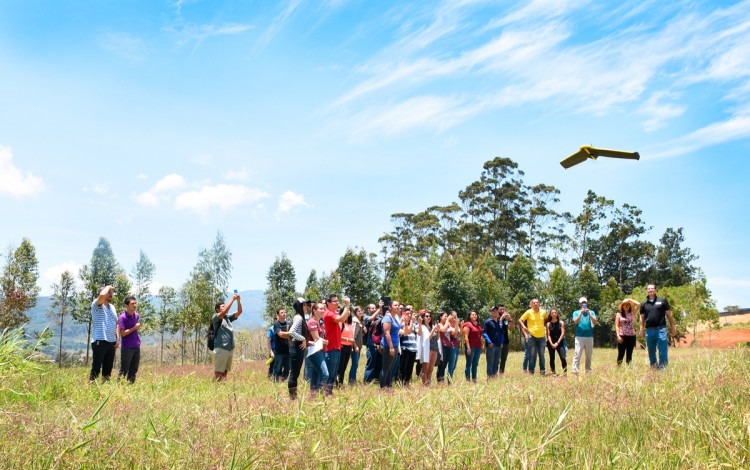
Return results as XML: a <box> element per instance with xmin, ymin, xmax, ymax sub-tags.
<box><xmin>639</xmin><ymin>284</ymin><xmax>676</xmax><ymax>370</ymax></box>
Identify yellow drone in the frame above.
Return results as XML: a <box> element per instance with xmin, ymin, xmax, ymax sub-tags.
<box><xmin>560</xmin><ymin>146</ymin><xmax>640</xmax><ymax>169</ymax></box>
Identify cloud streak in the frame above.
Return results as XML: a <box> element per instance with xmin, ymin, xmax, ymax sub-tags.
<box><xmin>0</xmin><ymin>146</ymin><xmax>45</xmax><ymax>198</ymax></box>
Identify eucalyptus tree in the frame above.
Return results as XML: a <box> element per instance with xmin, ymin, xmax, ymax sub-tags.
<box><xmin>155</xmin><ymin>285</ymin><xmax>178</xmax><ymax>365</ymax></box>
<box><xmin>336</xmin><ymin>247</ymin><xmax>380</xmax><ymax>306</ymax></box>
<box><xmin>130</xmin><ymin>250</ymin><xmax>156</xmax><ymax>327</ymax></box>
<box><xmin>0</xmin><ymin>238</ymin><xmax>40</xmax><ymax>329</ymax></box>
<box><xmin>263</xmin><ymin>253</ymin><xmax>297</xmax><ymax>323</ymax></box>
<box><xmin>47</xmin><ymin>270</ymin><xmax>76</xmax><ymax>367</ymax></box>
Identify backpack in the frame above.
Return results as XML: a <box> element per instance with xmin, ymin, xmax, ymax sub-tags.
<box><xmin>369</xmin><ymin>316</ymin><xmax>383</xmax><ymax>345</ymax></box>
<box><xmin>207</xmin><ymin>318</ymin><xmax>220</xmax><ymax>351</ymax></box>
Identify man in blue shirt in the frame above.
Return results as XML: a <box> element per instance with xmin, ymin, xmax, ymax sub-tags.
<box><xmin>482</xmin><ymin>306</ymin><xmax>503</xmax><ymax>379</ymax></box>
<box><xmin>572</xmin><ymin>297</ymin><xmax>598</xmax><ymax>374</ymax></box>
<box><xmin>266</xmin><ymin>313</ymin><xmax>276</xmax><ymax>379</ymax></box>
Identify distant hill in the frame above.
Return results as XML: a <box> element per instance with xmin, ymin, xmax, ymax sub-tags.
<box><xmin>23</xmin><ymin>290</ymin><xmax>267</xmax><ymax>356</ymax></box>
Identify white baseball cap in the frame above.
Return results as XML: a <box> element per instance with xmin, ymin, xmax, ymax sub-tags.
<box><xmin>579</xmin><ymin>297</ymin><xmax>587</xmax><ymax>304</ymax></box>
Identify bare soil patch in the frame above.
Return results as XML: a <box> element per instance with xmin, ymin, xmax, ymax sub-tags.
<box><xmin>681</xmin><ymin>328</ymin><xmax>750</xmax><ymax>349</ymax></box>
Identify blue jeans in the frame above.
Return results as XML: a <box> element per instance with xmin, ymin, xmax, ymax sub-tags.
<box><xmin>522</xmin><ymin>335</ymin><xmax>531</xmax><ymax>371</ymax></box>
<box><xmin>273</xmin><ymin>352</ymin><xmax>290</xmax><ymax>381</ymax></box>
<box><xmin>527</xmin><ymin>336</ymin><xmax>547</xmax><ymax>374</ymax></box>
<box><xmin>364</xmin><ymin>343</ymin><xmax>382</xmax><ymax>383</ymax></box>
<box><xmin>349</xmin><ymin>349</ymin><xmax>361</xmax><ymax>384</ymax></box>
<box><xmin>324</xmin><ymin>350</ymin><xmax>341</xmax><ymax>394</ymax></box>
<box><xmin>485</xmin><ymin>345</ymin><xmax>501</xmax><ymax>377</ymax></box>
<box><xmin>306</xmin><ymin>351</ymin><xmax>328</xmax><ymax>393</ymax></box>
<box><xmin>464</xmin><ymin>347</ymin><xmax>482</xmax><ymax>381</ymax></box>
<box><xmin>445</xmin><ymin>346</ymin><xmax>459</xmax><ymax>381</ymax></box>
<box><xmin>646</xmin><ymin>327</ymin><xmax>669</xmax><ymax>369</ymax></box>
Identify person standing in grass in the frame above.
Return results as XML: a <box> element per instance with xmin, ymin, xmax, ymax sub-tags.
<box><xmin>117</xmin><ymin>296</ymin><xmax>141</xmax><ymax>384</ymax></box>
<box><xmin>639</xmin><ymin>284</ymin><xmax>676</xmax><ymax>370</ymax></box>
<box><xmin>266</xmin><ymin>313</ymin><xmax>276</xmax><ymax>380</ymax></box>
<box><xmin>483</xmin><ymin>306</ymin><xmax>503</xmax><ymax>379</ymax></box>
<box><xmin>435</xmin><ymin>312</ymin><xmax>450</xmax><ymax>383</ymax></box>
<box><xmin>463</xmin><ymin>310</ymin><xmax>484</xmax><ymax>382</ymax></box>
<box><xmin>363</xmin><ymin>302</ymin><xmax>383</xmax><ymax>384</ymax></box>
<box><xmin>287</xmin><ymin>298</ymin><xmax>309</xmax><ymax>400</ymax></box>
<box><xmin>398</xmin><ymin>305</ymin><xmax>418</xmax><ymax>386</ymax></box>
<box><xmin>497</xmin><ymin>304</ymin><xmax>513</xmax><ymax>375</ymax></box>
<box><xmin>89</xmin><ymin>285</ymin><xmax>119</xmax><ymax>383</ymax></box>
<box><xmin>306</xmin><ymin>302</ymin><xmax>329</xmax><ymax>396</ymax></box>
<box><xmin>572</xmin><ymin>297</ymin><xmax>597</xmax><ymax>374</ymax></box>
<box><xmin>416</xmin><ymin>309</ymin><xmax>439</xmax><ymax>385</ymax></box>
<box><xmin>348</xmin><ymin>306</ymin><xmax>365</xmax><ymax>385</ymax></box>
<box><xmin>211</xmin><ymin>292</ymin><xmax>243</xmax><ymax>381</ymax></box>
<box><xmin>336</xmin><ymin>312</ymin><xmax>356</xmax><ymax>386</ymax></box>
<box><xmin>322</xmin><ymin>294</ymin><xmax>350</xmax><ymax>395</ymax></box>
<box><xmin>442</xmin><ymin>312</ymin><xmax>461</xmax><ymax>383</ymax></box>
<box><xmin>273</xmin><ymin>308</ymin><xmax>291</xmax><ymax>382</ymax></box>
<box><xmin>616</xmin><ymin>299</ymin><xmax>639</xmax><ymax>366</ymax></box>
<box><xmin>380</xmin><ymin>300</ymin><xmax>402</xmax><ymax>389</ymax></box>
<box><xmin>545</xmin><ymin>308</ymin><xmax>567</xmax><ymax>375</ymax></box>
<box><xmin>519</xmin><ymin>298</ymin><xmax>548</xmax><ymax>375</ymax></box>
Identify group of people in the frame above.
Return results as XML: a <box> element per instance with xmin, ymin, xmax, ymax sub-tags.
<box><xmin>87</xmin><ymin>283</ymin><xmax>678</xmax><ymax>395</ymax></box>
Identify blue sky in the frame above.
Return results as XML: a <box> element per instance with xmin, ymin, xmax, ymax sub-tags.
<box><xmin>1</xmin><ymin>0</ymin><xmax>749</xmax><ymax>309</ymax></box>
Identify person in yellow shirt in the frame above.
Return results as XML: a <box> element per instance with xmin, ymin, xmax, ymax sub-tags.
<box><xmin>518</xmin><ymin>298</ymin><xmax>548</xmax><ymax>375</ymax></box>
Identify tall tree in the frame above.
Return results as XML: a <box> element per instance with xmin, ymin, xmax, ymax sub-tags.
<box><xmin>571</xmin><ymin>191</ymin><xmax>614</xmax><ymax>272</ymax></box>
<box><xmin>650</xmin><ymin>227</ymin><xmax>698</xmax><ymax>287</ymax></box>
<box><xmin>263</xmin><ymin>253</ymin><xmax>297</xmax><ymax>323</ymax></box>
<box><xmin>336</xmin><ymin>247</ymin><xmax>381</xmax><ymax>307</ymax></box>
<box><xmin>130</xmin><ymin>250</ymin><xmax>156</xmax><ymax>328</ymax></box>
<box><xmin>155</xmin><ymin>285</ymin><xmax>178</xmax><ymax>365</ymax></box>
<box><xmin>594</xmin><ymin>203</ymin><xmax>652</xmax><ymax>291</ymax></box>
<box><xmin>47</xmin><ymin>270</ymin><xmax>76</xmax><ymax>367</ymax></box>
<box><xmin>303</xmin><ymin>269</ymin><xmax>321</xmax><ymax>302</ymax></box>
<box><xmin>0</xmin><ymin>238</ymin><xmax>40</xmax><ymax>329</ymax></box>
<box><xmin>435</xmin><ymin>254</ymin><xmax>476</xmax><ymax>316</ymax></box>
<box><xmin>524</xmin><ymin>183</ymin><xmax>566</xmax><ymax>271</ymax></box>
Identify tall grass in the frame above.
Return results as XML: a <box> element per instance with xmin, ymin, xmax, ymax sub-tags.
<box><xmin>0</xmin><ymin>347</ymin><xmax>748</xmax><ymax>468</ymax></box>
<box><xmin>0</xmin><ymin>327</ymin><xmax>48</xmax><ymax>381</ymax></box>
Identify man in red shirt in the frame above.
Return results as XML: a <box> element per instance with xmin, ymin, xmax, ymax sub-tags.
<box><xmin>322</xmin><ymin>293</ymin><xmax>350</xmax><ymax>395</ymax></box>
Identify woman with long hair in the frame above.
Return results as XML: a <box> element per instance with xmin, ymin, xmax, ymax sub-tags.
<box><xmin>435</xmin><ymin>312</ymin><xmax>450</xmax><ymax>383</ymax></box>
<box><xmin>545</xmin><ymin>308</ymin><xmax>567</xmax><ymax>375</ymax></box>
<box><xmin>336</xmin><ymin>311</ymin><xmax>355</xmax><ymax>386</ymax></box>
<box><xmin>287</xmin><ymin>299</ymin><xmax>309</xmax><ymax>399</ymax></box>
<box><xmin>398</xmin><ymin>306</ymin><xmax>418</xmax><ymax>386</ymax></box>
<box><xmin>380</xmin><ymin>300</ymin><xmax>402</xmax><ymax>389</ymax></box>
<box><xmin>463</xmin><ymin>310</ymin><xmax>483</xmax><ymax>382</ymax></box>
<box><xmin>445</xmin><ymin>312</ymin><xmax>461</xmax><ymax>383</ymax></box>
<box><xmin>306</xmin><ymin>302</ymin><xmax>329</xmax><ymax>397</ymax></box>
<box><xmin>616</xmin><ymin>299</ymin><xmax>639</xmax><ymax>365</ymax></box>
<box><xmin>416</xmin><ymin>309</ymin><xmax>439</xmax><ymax>385</ymax></box>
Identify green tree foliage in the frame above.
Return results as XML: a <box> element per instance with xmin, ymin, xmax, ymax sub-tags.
<box><xmin>571</xmin><ymin>191</ymin><xmax>614</xmax><ymax>272</ymax></box>
<box><xmin>156</xmin><ymin>285</ymin><xmax>178</xmax><ymax>365</ymax></box>
<box><xmin>504</xmin><ymin>254</ymin><xmax>536</xmax><ymax>315</ymax></box>
<box><xmin>303</xmin><ymin>269</ymin><xmax>321</xmax><ymax>302</ymax></box>
<box><xmin>390</xmin><ymin>255</ymin><xmax>439</xmax><ymax>311</ymax></box>
<box><xmin>435</xmin><ymin>254</ymin><xmax>476</xmax><ymax>316</ymax></box>
<box><xmin>649</xmin><ymin>227</ymin><xmax>698</xmax><ymax>287</ymax></box>
<box><xmin>574</xmin><ymin>266</ymin><xmax>602</xmax><ymax>315</ymax></box>
<box><xmin>130</xmin><ymin>250</ymin><xmax>156</xmax><ymax>329</ymax></box>
<box><xmin>47</xmin><ymin>270</ymin><xmax>76</xmax><ymax>367</ymax></box>
<box><xmin>595</xmin><ymin>277</ymin><xmax>625</xmax><ymax>346</ymax></box>
<box><xmin>336</xmin><ymin>247</ymin><xmax>380</xmax><ymax>307</ymax></box>
<box><xmin>524</xmin><ymin>184</ymin><xmax>567</xmax><ymax>272</ymax></box>
<box><xmin>656</xmin><ymin>274</ymin><xmax>719</xmax><ymax>343</ymax></box>
<box><xmin>0</xmin><ymin>238</ymin><xmax>40</xmax><ymax>329</ymax></box>
<box><xmin>263</xmin><ymin>253</ymin><xmax>297</xmax><ymax>323</ymax></box>
<box><xmin>544</xmin><ymin>265</ymin><xmax>577</xmax><ymax>318</ymax></box>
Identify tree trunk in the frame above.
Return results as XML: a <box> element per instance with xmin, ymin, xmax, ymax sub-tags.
<box><xmin>160</xmin><ymin>330</ymin><xmax>164</xmax><ymax>365</ymax></box>
<box><xmin>59</xmin><ymin>313</ymin><xmax>64</xmax><ymax>368</ymax></box>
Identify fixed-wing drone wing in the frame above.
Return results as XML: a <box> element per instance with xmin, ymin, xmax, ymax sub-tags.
<box><xmin>560</xmin><ymin>146</ymin><xmax>640</xmax><ymax>169</ymax></box>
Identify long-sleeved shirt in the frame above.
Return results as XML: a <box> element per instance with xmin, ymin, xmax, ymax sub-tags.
<box><xmin>289</xmin><ymin>314</ymin><xmax>307</xmax><ymax>343</ymax></box>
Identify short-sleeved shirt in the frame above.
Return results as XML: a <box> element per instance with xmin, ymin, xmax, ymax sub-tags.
<box><xmin>273</xmin><ymin>320</ymin><xmax>289</xmax><ymax>354</ymax></box>
<box><xmin>118</xmin><ymin>312</ymin><xmax>141</xmax><ymax>349</ymax></box>
<box><xmin>323</xmin><ymin>309</ymin><xmax>342</xmax><ymax>351</ymax></box>
<box><xmin>91</xmin><ymin>300</ymin><xmax>118</xmax><ymax>343</ymax></box>
<box><xmin>573</xmin><ymin>309</ymin><xmax>597</xmax><ymax>337</ymax></box>
<box><xmin>464</xmin><ymin>322</ymin><xmax>483</xmax><ymax>348</ymax></box>
<box><xmin>380</xmin><ymin>314</ymin><xmax>401</xmax><ymax>349</ymax></box>
<box><xmin>520</xmin><ymin>308</ymin><xmax>548</xmax><ymax>339</ymax></box>
<box><xmin>307</xmin><ymin>317</ymin><xmax>323</xmax><ymax>340</ymax></box>
<box><xmin>640</xmin><ymin>297</ymin><xmax>671</xmax><ymax>328</ymax></box>
<box><xmin>267</xmin><ymin>326</ymin><xmax>276</xmax><ymax>350</ymax></box>
<box><xmin>212</xmin><ymin>313</ymin><xmax>239</xmax><ymax>351</ymax></box>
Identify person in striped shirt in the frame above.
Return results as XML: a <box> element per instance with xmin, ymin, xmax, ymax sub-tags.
<box><xmin>89</xmin><ymin>285</ymin><xmax>120</xmax><ymax>382</ymax></box>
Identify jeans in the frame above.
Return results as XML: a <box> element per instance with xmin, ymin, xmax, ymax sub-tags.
<box><xmin>527</xmin><ymin>336</ymin><xmax>547</xmax><ymax>374</ymax></box>
<box><xmin>324</xmin><ymin>349</ymin><xmax>341</xmax><ymax>394</ymax></box>
<box><xmin>273</xmin><ymin>352</ymin><xmax>290</xmax><ymax>381</ymax></box>
<box><xmin>464</xmin><ymin>347</ymin><xmax>482</xmax><ymax>381</ymax></box>
<box><xmin>547</xmin><ymin>342</ymin><xmax>567</xmax><ymax>373</ymax></box>
<box><xmin>522</xmin><ymin>335</ymin><xmax>531</xmax><ymax>371</ymax></box>
<box><xmin>436</xmin><ymin>346</ymin><xmax>459</xmax><ymax>382</ymax></box>
<box><xmin>499</xmin><ymin>343</ymin><xmax>510</xmax><ymax>374</ymax></box>
<box><xmin>617</xmin><ymin>335</ymin><xmax>636</xmax><ymax>365</ymax></box>
<box><xmin>380</xmin><ymin>349</ymin><xmax>400</xmax><ymax>388</ymax></box>
<box><xmin>119</xmin><ymin>347</ymin><xmax>140</xmax><ymax>383</ymax></box>
<box><xmin>337</xmin><ymin>345</ymin><xmax>353</xmax><ymax>386</ymax></box>
<box><xmin>306</xmin><ymin>351</ymin><xmax>328</xmax><ymax>393</ymax></box>
<box><xmin>288</xmin><ymin>344</ymin><xmax>306</xmax><ymax>395</ymax></box>
<box><xmin>348</xmin><ymin>348</ymin><xmax>361</xmax><ymax>384</ymax></box>
<box><xmin>573</xmin><ymin>336</ymin><xmax>594</xmax><ymax>374</ymax></box>
<box><xmin>646</xmin><ymin>327</ymin><xmax>669</xmax><ymax>369</ymax></box>
<box><xmin>364</xmin><ymin>343</ymin><xmax>382</xmax><ymax>383</ymax></box>
<box><xmin>90</xmin><ymin>340</ymin><xmax>116</xmax><ymax>381</ymax></box>
<box><xmin>485</xmin><ymin>345</ymin><xmax>501</xmax><ymax>378</ymax></box>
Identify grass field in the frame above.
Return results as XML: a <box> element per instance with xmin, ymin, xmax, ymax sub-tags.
<box><xmin>1</xmin><ymin>347</ymin><xmax>748</xmax><ymax>469</ymax></box>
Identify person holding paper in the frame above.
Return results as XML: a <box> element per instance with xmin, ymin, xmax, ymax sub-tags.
<box><xmin>306</xmin><ymin>302</ymin><xmax>329</xmax><ymax>397</ymax></box>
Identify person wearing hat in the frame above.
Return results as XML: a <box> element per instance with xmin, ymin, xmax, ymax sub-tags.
<box><xmin>616</xmin><ymin>298</ymin><xmax>639</xmax><ymax>366</ymax></box>
<box><xmin>572</xmin><ymin>297</ymin><xmax>597</xmax><ymax>374</ymax></box>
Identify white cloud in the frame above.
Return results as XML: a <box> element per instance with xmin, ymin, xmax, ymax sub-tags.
<box><xmin>256</xmin><ymin>0</ymin><xmax>304</xmax><ymax>49</ymax></box>
<box><xmin>82</xmin><ymin>183</ymin><xmax>111</xmax><ymax>195</ymax></box>
<box><xmin>224</xmin><ymin>168</ymin><xmax>252</xmax><ymax>181</ymax></box>
<box><xmin>639</xmin><ymin>92</ymin><xmax>687</xmax><ymax>132</ymax></box>
<box><xmin>166</xmin><ymin>22</ymin><xmax>254</xmax><ymax>50</ymax></box>
<box><xmin>175</xmin><ymin>184</ymin><xmax>269</xmax><ymax>214</ymax></box>
<box><xmin>98</xmin><ymin>32</ymin><xmax>148</xmax><ymax>62</ymax></box>
<box><xmin>647</xmin><ymin>111</ymin><xmax>750</xmax><ymax>158</ymax></box>
<box><xmin>41</xmin><ymin>262</ymin><xmax>83</xmax><ymax>295</ymax></box>
<box><xmin>135</xmin><ymin>174</ymin><xmax>187</xmax><ymax>207</ymax></box>
<box><xmin>275</xmin><ymin>190</ymin><xmax>309</xmax><ymax>219</ymax></box>
<box><xmin>0</xmin><ymin>145</ymin><xmax>45</xmax><ymax>198</ymax></box>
